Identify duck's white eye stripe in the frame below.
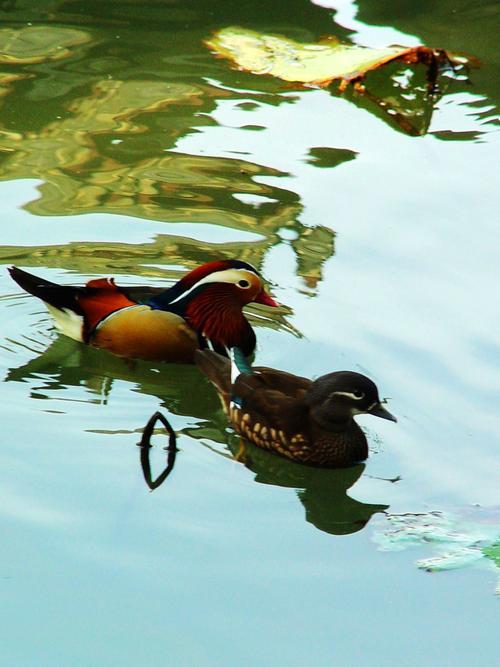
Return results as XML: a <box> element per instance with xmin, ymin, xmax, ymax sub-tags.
<box><xmin>332</xmin><ymin>391</ymin><xmax>365</xmax><ymax>400</ymax></box>
<box><xmin>168</xmin><ymin>268</ymin><xmax>254</xmax><ymax>305</ymax></box>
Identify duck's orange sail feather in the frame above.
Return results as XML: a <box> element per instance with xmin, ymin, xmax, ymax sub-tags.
<box><xmin>78</xmin><ymin>278</ymin><xmax>136</xmax><ymax>335</ymax></box>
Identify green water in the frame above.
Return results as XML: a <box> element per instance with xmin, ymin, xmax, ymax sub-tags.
<box><xmin>0</xmin><ymin>1</ymin><xmax>499</xmax><ymax>665</ymax></box>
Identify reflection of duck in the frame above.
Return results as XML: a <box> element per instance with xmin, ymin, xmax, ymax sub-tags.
<box><xmin>5</xmin><ymin>335</ymin><xmax>224</xmax><ymax>423</ymax></box>
<box><xmin>8</xmin><ymin>259</ymin><xmax>277</xmax><ymax>362</ymax></box>
<box><xmin>195</xmin><ymin>350</ymin><xmax>396</xmax><ymax>467</ymax></box>
<box><xmin>229</xmin><ymin>437</ymin><xmax>388</xmax><ymax>535</ymax></box>
<box><xmin>141</xmin><ymin>412</ymin><xmax>388</xmax><ymax>535</ymax></box>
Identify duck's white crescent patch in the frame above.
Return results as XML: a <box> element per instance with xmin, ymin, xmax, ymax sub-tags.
<box><xmin>168</xmin><ymin>268</ymin><xmax>257</xmax><ymax>305</ymax></box>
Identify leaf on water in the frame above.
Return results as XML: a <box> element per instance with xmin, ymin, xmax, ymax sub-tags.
<box><xmin>0</xmin><ymin>26</ymin><xmax>91</xmax><ymax>65</ymax></box>
<box><xmin>417</xmin><ymin>547</ymin><xmax>484</xmax><ymax>572</ymax></box>
<box><xmin>205</xmin><ymin>27</ymin><xmax>459</xmax><ymax>89</ymax></box>
<box><xmin>373</xmin><ymin>509</ymin><xmax>500</xmax><ymax>595</ymax></box>
<box><xmin>483</xmin><ymin>543</ymin><xmax>500</xmax><ymax>567</ymax></box>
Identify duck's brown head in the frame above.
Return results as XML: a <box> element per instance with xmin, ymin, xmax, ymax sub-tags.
<box><xmin>305</xmin><ymin>371</ymin><xmax>396</xmax><ymax>430</ymax></box>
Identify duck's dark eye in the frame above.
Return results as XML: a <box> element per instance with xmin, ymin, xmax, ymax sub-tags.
<box><xmin>238</xmin><ymin>279</ymin><xmax>250</xmax><ymax>288</ymax></box>
<box><xmin>353</xmin><ymin>390</ymin><xmax>365</xmax><ymax>399</ymax></box>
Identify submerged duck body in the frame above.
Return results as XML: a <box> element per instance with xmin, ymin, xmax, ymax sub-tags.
<box><xmin>195</xmin><ymin>350</ymin><xmax>396</xmax><ymax>467</ymax></box>
<box><xmin>8</xmin><ymin>260</ymin><xmax>278</xmax><ymax>363</ymax></box>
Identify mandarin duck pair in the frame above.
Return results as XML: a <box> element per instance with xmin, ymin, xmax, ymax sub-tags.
<box><xmin>9</xmin><ymin>260</ymin><xmax>395</xmax><ymax>467</ymax></box>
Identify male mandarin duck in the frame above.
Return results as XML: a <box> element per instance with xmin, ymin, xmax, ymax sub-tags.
<box><xmin>8</xmin><ymin>260</ymin><xmax>278</xmax><ymax>363</ymax></box>
<box><xmin>195</xmin><ymin>349</ymin><xmax>396</xmax><ymax>467</ymax></box>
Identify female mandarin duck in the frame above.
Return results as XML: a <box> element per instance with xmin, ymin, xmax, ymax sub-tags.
<box><xmin>8</xmin><ymin>260</ymin><xmax>278</xmax><ymax>363</ymax></box>
<box><xmin>195</xmin><ymin>349</ymin><xmax>396</xmax><ymax>467</ymax></box>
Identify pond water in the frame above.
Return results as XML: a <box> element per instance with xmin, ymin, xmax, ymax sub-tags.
<box><xmin>0</xmin><ymin>1</ymin><xmax>499</xmax><ymax>665</ymax></box>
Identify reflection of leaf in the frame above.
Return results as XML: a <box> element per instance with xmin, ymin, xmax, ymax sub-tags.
<box><xmin>19</xmin><ymin>157</ymin><xmax>299</xmax><ymax>234</ymax></box>
<box><xmin>0</xmin><ymin>75</ymin><xmax>299</xmax><ymax>229</ymax></box>
<box><xmin>0</xmin><ymin>26</ymin><xmax>91</xmax><ymax>64</ymax></box>
<box><xmin>205</xmin><ymin>27</ymin><xmax>455</xmax><ymax>88</ymax></box>
<box><xmin>0</xmin><ymin>71</ymin><xmax>28</xmax><ymax>100</ymax></box>
<box><xmin>245</xmin><ymin>303</ymin><xmax>301</xmax><ymax>339</ymax></box>
<box><xmin>291</xmin><ymin>225</ymin><xmax>335</xmax><ymax>289</ymax></box>
<box><xmin>66</xmin><ymin>79</ymin><xmax>204</xmax><ymax>134</ymax></box>
<box><xmin>344</xmin><ymin>63</ymin><xmax>438</xmax><ymax>136</ymax></box>
<box><xmin>0</xmin><ymin>235</ymin><xmax>261</xmax><ymax>276</ymax></box>
<box><xmin>0</xmin><ymin>73</ymin><xmax>304</xmax><ymax>236</ymax></box>
<box><xmin>0</xmin><ymin>73</ymin><xmax>28</xmax><ymax>141</ymax></box>
<box><xmin>306</xmin><ymin>147</ymin><xmax>357</xmax><ymax>169</ymax></box>
<box><xmin>0</xmin><ymin>56</ymin><xmax>334</xmax><ymax>289</ymax></box>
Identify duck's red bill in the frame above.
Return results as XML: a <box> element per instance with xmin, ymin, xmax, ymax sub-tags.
<box><xmin>255</xmin><ymin>290</ymin><xmax>279</xmax><ymax>307</ymax></box>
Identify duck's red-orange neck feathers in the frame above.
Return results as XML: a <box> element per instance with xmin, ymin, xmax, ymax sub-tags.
<box><xmin>184</xmin><ymin>284</ymin><xmax>256</xmax><ymax>356</ymax></box>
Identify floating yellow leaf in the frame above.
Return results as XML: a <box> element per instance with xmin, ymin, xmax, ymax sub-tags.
<box><xmin>205</xmin><ymin>27</ymin><xmax>452</xmax><ymax>88</ymax></box>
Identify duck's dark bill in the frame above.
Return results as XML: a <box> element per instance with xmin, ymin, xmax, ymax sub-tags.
<box><xmin>368</xmin><ymin>403</ymin><xmax>397</xmax><ymax>423</ymax></box>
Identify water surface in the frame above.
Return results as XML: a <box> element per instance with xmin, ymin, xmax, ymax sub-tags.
<box><xmin>0</xmin><ymin>1</ymin><xmax>499</xmax><ymax>665</ymax></box>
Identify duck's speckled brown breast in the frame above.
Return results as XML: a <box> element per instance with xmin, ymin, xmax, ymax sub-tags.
<box><xmin>228</xmin><ymin>403</ymin><xmax>369</xmax><ymax>467</ymax></box>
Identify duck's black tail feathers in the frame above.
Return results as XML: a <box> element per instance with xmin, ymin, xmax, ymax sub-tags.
<box><xmin>8</xmin><ymin>266</ymin><xmax>83</xmax><ymax>312</ymax></box>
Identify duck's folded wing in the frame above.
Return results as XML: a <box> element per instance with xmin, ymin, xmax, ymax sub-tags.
<box><xmin>251</xmin><ymin>367</ymin><xmax>311</xmax><ymax>398</ymax></box>
<box><xmin>233</xmin><ymin>374</ymin><xmax>309</xmax><ymax>432</ymax></box>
